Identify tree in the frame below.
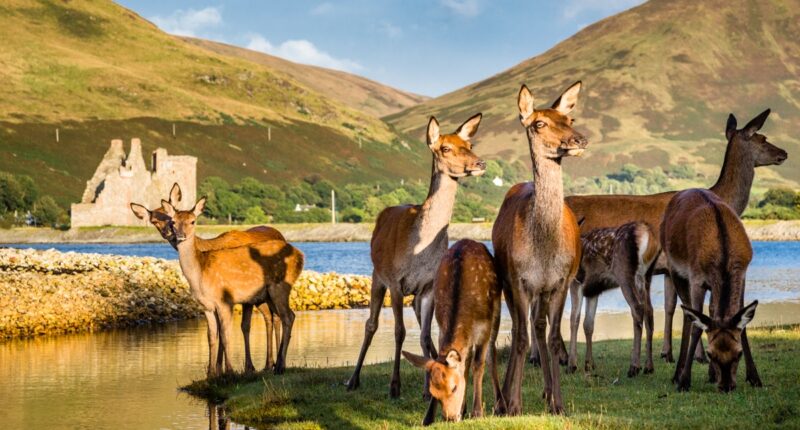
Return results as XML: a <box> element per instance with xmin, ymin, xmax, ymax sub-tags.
<box><xmin>0</xmin><ymin>172</ymin><xmax>25</xmax><ymax>214</ymax></box>
<box><xmin>31</xmin><ymin>196</ymin><xmax>64</xmax><ymax>227</ymax></box>
<box><xmin>759</xmin><ymin>188</ymin><xmax>797</xmax><ymax>208</ymax></box>
<box><xmin>243</xmin><ymin>206</ymin><xmax>269</xmax><ymax>224</ymax></box>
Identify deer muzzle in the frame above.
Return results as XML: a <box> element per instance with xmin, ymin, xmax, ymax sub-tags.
<box><xmin>466</xmin><ymin>159</ymin><xmax>487</xmax><ymax>176</ymax></box>
<box><xmin>561</xmin><ymin>134</ymin><xmax>588</xmax><ymax>157</ymax></box>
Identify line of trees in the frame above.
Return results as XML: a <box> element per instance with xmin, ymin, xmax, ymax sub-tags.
<box><xmin>0</xmin><ymin>171</ymin><xmax>67</xmax><ymax>228</ymax></box>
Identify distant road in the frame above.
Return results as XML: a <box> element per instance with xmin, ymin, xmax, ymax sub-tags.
<box><xmin>0</xmin><ymin>220</ymin><xmax>798</xmax><ymax>243</ymax></box>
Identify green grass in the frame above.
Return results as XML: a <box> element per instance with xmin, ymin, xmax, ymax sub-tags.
<box><xmin>182</xmin><ymin>325</ymin><xmax>800</xmax><ymax>429</ymax></box>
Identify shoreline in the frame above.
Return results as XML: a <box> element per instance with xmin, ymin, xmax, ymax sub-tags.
<box><xmin>1</xmin><ymin>219</ymin><xmax>799</xmax><ymax>243</ymax></box>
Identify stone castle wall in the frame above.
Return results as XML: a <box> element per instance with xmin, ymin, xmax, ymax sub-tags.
<box><xmin>71</xmin><ymin>139</ymin><xmax>196</xmax><ymax>227</ymax></box>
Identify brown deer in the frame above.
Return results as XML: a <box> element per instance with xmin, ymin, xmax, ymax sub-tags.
<box><xmin>568</xmin><ymin>222</ymin><xmax>660</xmax><ymax>377</ymax></box>
<box><xmin>492</xmin><ymin>82</ymin><xmax>587</xmax><ymax>415</ymax></box>
<box><xmin>347</xmin><ymin>114</ymin><xmax>486</xmax><ymax>399</ymax></box>
<box><xmin>661</xmin><ymin>188</ymin><xmax>761</xmax><ymax>392</ymax></box>
<box><xmin>130</xmin><ymin>184</ymin><xmax>284</xmax><ymax>373</ymax></box>
<box><xmin>402</xmin><ymin>240</ymin><xmax>503</xmax><ymax>425</ymax></box>
<box><xmin>161</xmin><ymin>197</ymin><xmax>304</xmax><ymax>376</ymax></box>
<box><xmin>564</xmin><ymin>109</ymin><xmax>786</xmax><ymax>363</ymax></box>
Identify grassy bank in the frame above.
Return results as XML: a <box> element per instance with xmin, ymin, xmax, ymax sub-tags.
<box><xmin>183</xmin><ymin>325</ymin><xmax>800</xmax><ymax>429</ymax></box>
<box><xmin>1</xmin><ymin>220</ymin><xmax>798</xmax><ymax>243</ymax></box>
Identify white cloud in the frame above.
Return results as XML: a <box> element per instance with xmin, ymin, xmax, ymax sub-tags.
<box><xmin>440</xmin><ymin>0</ymin><xmax>479</xmax><ymax>17</ymax></box>
<box><xmin>311</xmin><ymin>2</ymin><xmax>334</xmax><ymax>15</ymax></box>
<box><xmin>380</xmin><ymin>21</ymin><xmax>403</xmax><ymax>39</ymax></box>
<box><xmin>150</xmin><ymin>6</ymin><xmax>222</xmax><ymax>37</ymax></box>
<box><xmin>246</xmin><ymin>35</ymin><xmax>363</xmax><ymax>72</ymax></box>
<box><xmin>562</xmin><ymin>0</ymin><xmax>644</xmax><ymax>20</ymax></box>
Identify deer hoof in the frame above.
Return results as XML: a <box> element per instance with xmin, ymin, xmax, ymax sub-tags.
<box><xmin>747</xmin><ymin>375</ymin><xmax>763</xmax><ymax>388</ymax></box>
<box><xmin>422</xmin><ymin>392</ymin><xmax>432</xmax><ymax>402</ymax></box>
<box><xmin>273</xmin><ymin>363</ymin><xmax>285</xmax><ymax>375</ymax></box>
<box><xmin>345</xmin><ymin>377</ymin><xmax>360</xmax><ymax>391</ymax></box>
<box><xmin>661</xmin><ymin>352</ymin><xmax>675</xmax><ymax>363</ymax></box>
<box><xmin>549</xmin><ymin>403</ymin><xmax>565</xmax><ymax>415</ymax></box>
<box><xmin>694</xmin><ymin>353</ymin><xmax>708</xmax><ymax>364</ymax></box>
<box><xmin>389</xmin><ymin>381</ymin><xmax>401</xmax><ymax>398</ymax></box>
<box><xmin>528</xmin><ymin>355</ymin><xmax>541</xmax><ymax>367</ymax></box>
<box><xmin>627</xmin><ymin>365</ymin><xmax>641</xmax><ymax>378</ymax></box>
<box><xmin>584</xmin><ymin>361</ymin><xmax>595</xmax><ymax>372</ymax></box>
<box><xmin>676</xmin><ymin>377</ymin><xmax>691</xmax><ymax>392</ymax></box>
<box><xmin>566</xmin><ymin>364</ymin><xmax>577</xmax><ymax>374</ymax></box>
<box><xmin>643</xmin><ymin>365</ymin><xmax>654</xmax><ymax>375</ymax></box>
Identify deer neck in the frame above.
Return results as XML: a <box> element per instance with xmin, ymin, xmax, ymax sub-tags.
<box><xmin>710</xmin><ymin>138</ymin><xmax>754</xmax><ymax>215</ymax></box>
<box><xmin>527</xmin><ymin>139</ymin><xmax>565</xmax><ymax>243</ymax></box>
<box><xmin>175</xmin><ymin>235</ymin><xmax>204</xmax><ymax>295</ymax></box>
<box><xmin>415</xmin><ymin>168</ymin><xmax>458</xmax><ymax>250</ymax></box>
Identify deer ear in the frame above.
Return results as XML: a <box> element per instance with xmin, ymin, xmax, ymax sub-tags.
<box><xmin>402</xmin><ymin>351</ymin><xmax>432</xmax><ymax>369</ymax></box>
<box><xmin>130</xmin><ymin>203</ymin><xmax>150</xmax><ymax>220</ymax></box>
<box><xmin>427</xmin><ymin>116</ymin><xmax>440</xmax><ymax>148</ymax></box>
<box><xmin>552</xmin><ymin>81</ymin><xmax>581</xmax><ymax>115</ymax></box>
<box><xmin>161</xmin><ymin>200</ymin><xmax>176</xmax><ymax>217</ymax></box>
<box><xmin>518</xmin><ymin>84</ymin><xmax>535</xmax><ymax>122</ymax></box>
<box><xmin>732</xmin><ymin>300</ymin><xmax>758</xmax><ymax>330</ymax></box>
<box><xmin>744</xmin><ymin>109</ymin><xmax>770</xmax><ymax>138</ymax></box>
<box><xmin>456</xmin><ymin>113</ymin><xmax>482</xmax><ymax>141</ymax></box>
<box><xmin>681</xmin><ymin>305</ymin><xmax>712</xmax><ymax>331</ymax></box>
<box><xmin>725</xmin><ymin>114</ymin><xmax>737</xmax><ymax>141</ymax></box>
<box><xmin>445</xmin><ymin>350</ymin><xmax>461</xmax><ymax>368</ymax></box>
<box><xmin>193</xmin><ymin>197</ymin><xmax>207</xmax><ymax>216</ymax></box>
<box><xmin>169</xmin><ymin>183</ymin><xmax>182</xmax><ymax>205</ymax></box>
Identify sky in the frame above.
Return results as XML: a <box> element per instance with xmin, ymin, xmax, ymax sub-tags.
<box><xmin>117</xmin><ymin>0</ymin><xmax>645</xmax><ymax>97</ymax></box>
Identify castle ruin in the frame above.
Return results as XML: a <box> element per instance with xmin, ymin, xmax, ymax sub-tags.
<box><xmin>71</xmin><ymin>139</ymin><xmax>197</xmax><ymax>227</ymax></box>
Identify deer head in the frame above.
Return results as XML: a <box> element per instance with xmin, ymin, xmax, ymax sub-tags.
<box><xmin>426</xmin><ymin>113</ymin><xmax>486</xmax><ymax>179</ymax></box>
<box><xmin>682</xmin><ymin>301</ymin><xmax>758</xmax><ymax>392</ymax></box>
<box><xmin>725</xmin><ymin>109</ymin><xmax>787</xmax><ymax>167</ymax></box>
<box><xmin>518</xmin><ymin>81</ymin><xmax>588</xmax><ymax>159</ymax></box>
<box><xmin>403</xmin><ymin>350</ymin><xmax>466</xmax><ymax>422</ymax></box>
<box><xmin>162</xmin><ymin>196</ymin><xmax>206</xmax><ymax>243</ymax></box>
<box><xmin>130</xmin><ymin>183</ymin><xmax>184</xmax><ymax>245</ymax></box>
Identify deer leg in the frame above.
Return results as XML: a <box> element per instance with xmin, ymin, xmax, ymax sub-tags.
<box><xmin>501</xmin><ymin>284</ymin><xmax>530</xmax><ymax>416</ymax></box>
<box><xmin>462</xmin><ymin>349</ymin><xmax>473</xmax><ymax>419</ymax></box>
<box><xmin>677</xmin><ymin>284</ymin><xmax>705</xmax><ymax>391</ymax></box>
<box><xmin>528</xmin><ymin>300</ymin><xmax>540</xmax><ymax>367</ymax></box>
<box><xmin>620</xmin><ymin>274</ymin><xmax>644</xmax><ymax>378</ymax></box>
<box><xmin>418</xmin><ymin>288</ymin><xmax>436</xmax><ymax>401</ymax></box>
<box><xmin>643</xmin><ymin>274</ymin><xmax>655</xmax><ymax>374</ymax></box>
<box><xmin>472</xmin><ymin>343</ymin><xmax>488</xmax><ymax>419</ymax></box>
<box><xmin>215</xmin><ymin>303</ymin><xmax>236</xmax><ymax>374</ymax></box>
<box><xmin>347</xmin><ymin>273</ymin><xmax>387</xmax><ymax>390</ymax></box>
<box><xmin>273</xmin><ymin>282</ymin><xmax>295</xmax><ymax>375</ymax></box>
<box><xmin>422</xmin><ymin>398</ymin><xmax>437</xmax><ymax>426</ymax></box>
<box><xmin>204</xmin><ymin>310</ymin><xmax>220</xmax><ymax>378</ymax></box>
<box><xmin>241</xmin><ymin>304</ymin><xmax>256</xmax><ymax>373</ymax></box>
<box><xmin>256</xmin><ymin>303</ymin><xmax>275</xmax><ymax>370</ymax></box>
<box><xmin>389</xmin><ymin>287</ymin><xmax>406</xmax><ymax>399</ymax></box>
<box><xmin>583</xmin><ymin>294</ymin><xmax>599</xmax><ymax>373</ymax></box>
<box><xmin>215</xmin><ymin>317</ymin><xmax>225</xmax><ymax>375</ymax></box>
<box><xmin>489</xmin><ymin>292</ymin><xmax>506</xmax><ymax>414</ymax></box>
<box><xmin>567</xmin><ymin>279</ymin><xmax>583</xmax><ymax>374</ymax></box>
<box><xmin>671</xmin><ymin>273</ymin><xmax>691</xmax><ymax>383</ymax></box>
<box><xmin>661</xmin><ymin>274</ymin><xmax>677</xmax><ymax>362</ymax></box>
<box><xmin>692</xmin><ymin>290</ymin><xmax>708</xmax><ymax>364</ymax></box>
<box><xmin>546</xmin><ymin>284</ymin><xmax>568</xmax><ymax>415</ymax></box>
<box><xmin>741</xmin><ymin>328</ymin><xmax>762</xmax><ymax>387</ymax></box>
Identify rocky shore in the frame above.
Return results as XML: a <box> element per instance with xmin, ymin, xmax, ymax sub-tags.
<box><xmin>0</xmin><ymin>248</ymin><xmax>380</xmax><ymax>340</ymax></box>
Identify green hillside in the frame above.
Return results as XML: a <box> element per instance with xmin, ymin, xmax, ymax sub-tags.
<box><xmin>0</xmin><ymin>0</ymin><xmax>429</xmax><ymax>206</ymax></box>
<box><xmin>386</xmin><ymin>0</ymin><xmax>800</xmax><ymax>191</ymax></box>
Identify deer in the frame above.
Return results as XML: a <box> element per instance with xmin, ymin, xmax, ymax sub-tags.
<box><xmin>160</xmin><ymin>197</ymin><xmax>304</xmax><ymax>377</ymax></box>
<box><xmin>492</xmin><ymin>81</ymin><xmax>587</xmax><ymax>415</ymax></box>
<box><xmin>568</xmin><ymin>221</ymin><xmax>660</xmax><ymax>377</ymax></box>
<box><xmin>131</xmin><ymin>184</ymin><xmax>284</xmax><ymax>373</ymax></box>
<box><xmin>346</xmin><ymin>113</ymin><xmax>487</xmax><ymax>399</ymax></box>
<box><xmin>402</xmin><ymin>239</ymin><xmax>504</xmax><ymax>425</ymax></box>
<box><xmin>562</xmin><ymin>108</ymin><xmax>786</xmax><ymax>365</ymax></box>
<box><xmin>661</xmin><ymin>188</ymin><xmax>761</xmax><ymax>392</ymax></box>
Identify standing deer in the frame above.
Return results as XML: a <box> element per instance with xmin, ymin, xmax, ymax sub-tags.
<box><xmin>569</xmin><ymin>222</ymin><xmax>660</xmax><ymax>377</ymax></box>
<box><xmin>131</xmin><ymin>184</ymin><xmax>284</xmax><ymax>373</ymax></box>
<box><xmin>346</xmin><ymin>114</ymin><xmax>487</xmax><ymax>399</ymax></box>
<box><xmin>563</xmin><ymin>109</ymin><xmax>786</xmax><ymax>364</ymax></box>
<box><xmin>493</xmin><ymin>81</ymin><xmax>587</xmax><ymax>415</ymax></box>
<box><xmin>402</xmin><ymin>240</ymin><xmax>503</xmax><ymax>425</ymax></box>
<box><xmin>661</xmin><ymin>188</ymin><xmax>761</xmax><ymax>392</ymax></box>
<box><xmin>161</xmin><ymin>197</ymin><xmax>304</xmax><ymax>376</ymax></box>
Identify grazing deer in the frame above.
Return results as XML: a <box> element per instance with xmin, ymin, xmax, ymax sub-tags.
<box><xmin>130</xmin><ymin>184</ymin><xmax>284</xmax><ymax>373</ymax></box>
<box><xmin>568</xmin><ymin>222</ymin><xmax>660</xmax><ymax>377</ymax></box>
<box><xmin>492</xmin><ymin>82</ymin><xmax>587</xmax><ymax>415</ymax></box>
<box><xmin>402</xmin><ymin>240</ymin><xmax>503</xmax><ymax>425</ymax></box>
<box><xmin>347</xmin><ymin>114</ymin><xmax>486</xmax><ymax>399</ymax></box>
<box><xmin>661</xmin><ymin>188</ymin><xmax>761</xmax><ymax>392</ymax></box>
<box><xmin>161</xmin><ymin>197</ymin><xmax>304</xmax><ymax>376</ymax></box>
<box><xmin>564</xmin><ymin>109</ymin><xmax>786</xmax><ymax>363</ymax></box>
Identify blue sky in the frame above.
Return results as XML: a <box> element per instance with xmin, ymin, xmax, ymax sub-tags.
<box><xmin>117</xmin><ymin>0</ymin><xmax>644</xmax><ymax>97</ymax></box>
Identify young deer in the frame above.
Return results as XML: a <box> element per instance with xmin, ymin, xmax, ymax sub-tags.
<box><xmin>569</xmin><ymin>222</ymin><xmax>660</xmax><ymax>377</ymax></box>
<box><xmin>131</xmin><ymin>184</ymin><xmax>284</xmax><ymax>373</ymax></box>
<box><xmin>347</xmin><ymin>114</ymin><xmax>486</xmax><ymax>399</ymax></box>
<box><xmin>564</xmin><ymin>109</ymin><xmax>786</xmax><ymax>363</ymax></box>
<box><xmin>661</xmin><ymin>188</ymin><xmax>761</xmax><ymax>392</ymax></box>
<box><xmin>402</xmin><ymin>240</ymin><xmax>503</xmax><ymax>425</ymax></box>
<box><xmin>162</xmin><ymin>197</ymin><xmax>304</xmax><ymax>376</ymax></box>
<box><xmin>492</xmin><ymin>82</ymin><xmax>587</xmax><ymax>415</ymax></box>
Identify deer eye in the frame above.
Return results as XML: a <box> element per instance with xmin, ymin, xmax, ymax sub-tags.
<box><xmin>191</xmin><ymin>220</ymin><xmax>196</xmax><ymax>225</ymax></box>
<box><xmin>441</xmin><ymin>146</ymin><xmax>451</xmax><ymax>153</ymax></box>
<box><xmin>534</xmin><ymin>121</ymin><xmax>546</xmax><ymax>129</ymax></box>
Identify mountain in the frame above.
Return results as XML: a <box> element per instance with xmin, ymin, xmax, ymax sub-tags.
<box><xmin>182</xmin><ymin>38</ymin><xmax>428</xmax><ymax>118</ymax></box>
<box><xmin>0</xmin><ymin>0</ymin><xmax>428</xmax><ymax>206</ymax></box>
<box><xmin>386</xmin><ymin>0</ymin><xmax>800</xmax><ymax>190</ymax></box>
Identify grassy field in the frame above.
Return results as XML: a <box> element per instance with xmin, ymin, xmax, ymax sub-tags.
<box><xmin>183</xmin><ymin>325</ymin><xmax>800</xmax><ymax>429</ymax></box>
